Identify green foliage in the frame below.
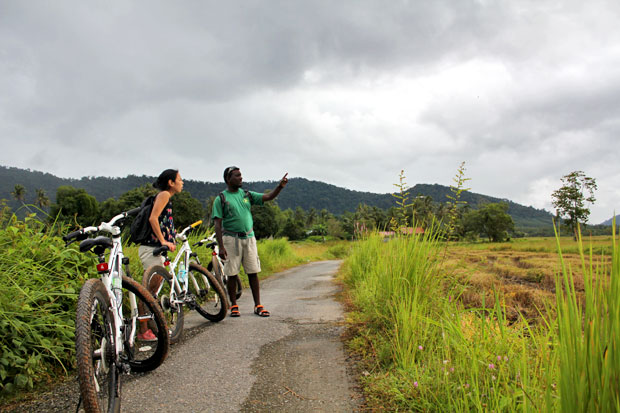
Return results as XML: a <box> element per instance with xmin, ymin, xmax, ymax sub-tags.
<box><xmin>170</xmin><ymin>191</ymin><xmax>205</xmax><ymax>230</ymax></box>
<box><xmin>34</xmin><ymin>189</ymin><xmax>50</xmax><ymax>209</ymax></box>
<box><xmin>464</xmin><ymin>202</ymin><xmax>515</xmax><ymax>242</ymax></box>
<box><xmin>255</xmin><ymin>238</ymin><xmax>302</xmax><ymax>275</ymax></box>
<box><xmin>309</xmin><ymin>223</ymin><xmax>327</xmax><ymax>236</ymax></box>
<box><xmin>11</xmin><ymin>185</ymin><xmax>26</xmax><ymax>203</ymax></box>
<box><xmin>49</xmin><ymin>186</ymin><xmax>99</xmax><ymax>227</ymax></box>
<box><xmin>326</xmin><ymin>218</ymin><xmax>345</xmax><ymax>239</ymax></box>
<box><xmin>325</xmin><ymin>242</ymin><xmax>351</xmax><ymax>259</ymax></box>
<box><xmin>252</xmin><ymin>203</ymin><xmax>280</xmax><ymax>239</ymax></box>
<box><xmin>279</xmin><ymin>216</ymin><xmax>306</xmax><ymax>241</ymax></box>
<box><xmin>551</xmin><ymin>170</ymin><xmax>597</xmax><ymax>237</ymax></box>
<box><xmin>0</xmin><ymin>215</ymin><xmax>89</xmax><ymax>394</ymax></box>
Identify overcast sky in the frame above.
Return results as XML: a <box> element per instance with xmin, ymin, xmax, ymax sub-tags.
<box><xmin>1</xmin><ymin>1</ymin><xmax>619</xmax><ymax>223</ymax></box>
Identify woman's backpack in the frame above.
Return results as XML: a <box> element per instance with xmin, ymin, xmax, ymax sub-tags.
<box><xmin>129</xmin><ymin>195</ymin><xmax>156</xmax><ymax>244</ymax></box>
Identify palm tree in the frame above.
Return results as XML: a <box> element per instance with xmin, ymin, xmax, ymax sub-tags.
<box><xmin>35</xmin><ymin>188</ymin><xmax>50</xmax><ymax>208</ymax></box>
<box><xmin>11</xmin><ymin>184</ymin><xmax>26</xmax><ymax>203</ymax></box>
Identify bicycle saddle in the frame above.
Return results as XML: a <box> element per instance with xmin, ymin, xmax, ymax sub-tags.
<box><xmin>79</xmin><ymin>236</ymin><xmax>114</xmax><ymax>253</ymax></box>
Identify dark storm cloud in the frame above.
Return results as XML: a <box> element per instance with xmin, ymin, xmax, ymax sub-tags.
<box><xmin>1</xmin><ymin>0</ymin><xmax>620</xmax><ymax>222</ymax></box>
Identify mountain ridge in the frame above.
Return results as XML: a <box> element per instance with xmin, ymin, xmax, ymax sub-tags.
<box><xmin>0</xmin><ymin>165</ymin><xmax>554</xmax><ymax>229</ymax></box>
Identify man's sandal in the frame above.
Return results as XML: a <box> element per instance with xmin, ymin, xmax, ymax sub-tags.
<box><xmin>254</xmin><ymin>305</ymin><xmax>270</xmax><ymax>317</ymax></box>
<box><xmin>230</xmin><ymin>305</ymin><xmax>240</xmax><ymax>317</ymax></box>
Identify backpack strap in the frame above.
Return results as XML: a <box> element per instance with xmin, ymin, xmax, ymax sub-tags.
<box><xmin>219</xmin><ymin>190</ymin><xmax>251</xmax><ymax>218</ymax></box>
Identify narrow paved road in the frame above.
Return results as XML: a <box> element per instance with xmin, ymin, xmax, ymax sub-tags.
<box><xmin>7</xmin><ymin>260</ymin><xmax>362</xmax><ymax>412</ymax></box>
<box><xmin>123</xmin><ymin>259</ymin><xmax>362</xmax><ymax>412</ymax></box>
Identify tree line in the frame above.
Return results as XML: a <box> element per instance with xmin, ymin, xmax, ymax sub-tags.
<box><xmin>5</xmin><ymin>182</ymin><xmax>524</xmax><ymax>242</ymax></box>
<box><xmin>4</xmin><ymin>169</ymin><xmax>609</xmax><ymax>242</ymax></box>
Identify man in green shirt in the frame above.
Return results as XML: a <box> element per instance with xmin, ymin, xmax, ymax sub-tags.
<box><xmin>212</xmin><ymin>166</ymin><xmax>288</xmax><ymax>317</ymax></box>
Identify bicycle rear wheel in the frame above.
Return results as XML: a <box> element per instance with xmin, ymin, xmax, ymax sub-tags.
<box><xmin>143</xmin><ymin>265</ymin><xmax>184</xmax><ymax>344</ymax></box>
<box><xmin>188</xmin><ymin>262</ymin><xmax>229</xmax><ymax>322</ymax></box>
<box><xmin>122</xmin><ymin>275</ymin><xmax>169</xmax><ymax>372</ymax></box>
<box><xmin>75</xmin><ymin>278</ymin><xmax>121</xmax><ymax>413</ymax></box>
<box><xmin>208</xmin><ymin>259</ymin><xmax>242</xmax><ymax>300</ymax></box>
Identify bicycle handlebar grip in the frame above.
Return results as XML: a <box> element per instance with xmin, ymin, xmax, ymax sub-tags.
<box><xmin>63</xmin><ymin>229</ymin><xmax>84</xmax><ymax>242</ymax></box>
<box><xmin>190</xmin><ymin>220</ymin><xmax>202</xmax><ymax>228</ymax></box>
<box><xmin>152</xmin><ymin>245</ymin><xmax>169</xmax><ymax>256</ymax></box>
<box><xmin>126</xmin><ymin>206</ymin><xmax>141</xmax><ymax>216</ymax></box>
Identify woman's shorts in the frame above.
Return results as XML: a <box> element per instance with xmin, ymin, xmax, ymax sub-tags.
<box><xmin>138</xmin><ymin>245</ymin><xmax>166</xmax><ymax>272</ymax></box>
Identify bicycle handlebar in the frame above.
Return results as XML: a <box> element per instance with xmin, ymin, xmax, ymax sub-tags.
<box><xmin>176</xmin><ymin>220</ymin><xmax>203</xmax><ymax>242</ymax></box>
<box><xmin>193</xmin><ymin>233</ymin><xmax>218</xmax><ymax>249</ymax></box>
<box><xmin>63</xmin><ymin>229</ymin><xmax>88</xmax><ymax>243</ymax></box>
<box><xmin>126</xmin><ymin>206</ymin><xmax>141</xmax><ymax>216</ymax></box>
<box><xmin>63</xmin><ymin>207</ymin><xmax>141</xmax><ymax>244</ymax></box>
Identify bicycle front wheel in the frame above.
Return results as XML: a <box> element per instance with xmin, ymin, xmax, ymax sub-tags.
<box><xmin>143</xmin><ymin>265</ymin><xmax>184</xmax><ymax>344</ymax></box>
<box><xmin>75</xmin><ymin>278</ymin><xmax>121</xmax><ymax>413</ymax></box>
<box><xmin>122</xmin><ymin>275</ymin><xmax>169</xmax><ymax>372</ymax></box>
<box><xmin>188</xmin><ymin>262</ymin><xmax>229</xmax><ymax>322</ymax></box>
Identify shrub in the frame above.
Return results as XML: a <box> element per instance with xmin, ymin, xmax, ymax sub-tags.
<box><xmin>0</xmin><ymin>214</ymin><xmax>90</xmax><ymax>394</ymax></box>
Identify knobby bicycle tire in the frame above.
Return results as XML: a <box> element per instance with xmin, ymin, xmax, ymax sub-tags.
<box><xmin>122</xmin><ymin>275</ymin><xmax>169</xmax><ymax>372</ymax></box>
<box><xmin>75</xmin><ymin>278</ymin><xmax>121</xmax><ymax>413</ymax></box>
<box><xmin>188</xmin><ymin>262</ymin><xmax>229</xmax><ymax>322</ymax></box>
<box><xmin>142</xmin><ymin>265</ymin><xmax>185</xmax><ymax>344</ymax></box>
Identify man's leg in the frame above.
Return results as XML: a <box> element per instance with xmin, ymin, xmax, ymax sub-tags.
<box><xmin>243</xmin><ymin>237</ymin><xmax>268</xmax><ymax>316</ymax></box>
<box><xmin>248</xmin><ymin>273</ymin><xmax>269</xmax><ymax>317</ymax></box>
<box><xmin>247</xmin><ymin>273</ymin><xmax>260</xmax><ymax>306</ymax></box>
<box><xmin>227</xmin><ymin>274</ymin><xmax>239</xmax><ymax>305</ymax></box>
<box><xmin>222</xmin><ymin>235</ymin><xmax>242</xmax><ymax>316</ymax></box>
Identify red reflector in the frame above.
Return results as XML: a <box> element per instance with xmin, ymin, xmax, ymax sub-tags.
<box><xmin>96</xmin><ymin>263</ymin><xmax>109</xmax><ymax>272</ymax></box>
<box><xmin>164</xmin><ymin>261</ymin><xmax>171</xmax><ymax>266</ymax></box>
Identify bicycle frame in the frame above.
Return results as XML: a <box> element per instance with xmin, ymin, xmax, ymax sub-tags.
<box><xmin>154</xmin><ymin>221</ymin><xmax>212</xmax><ymax>307</ymax></box>
<box><xmin>70</xmin><ymin>213</ymin><xmax>142</xmax><ymax>357</ymax></box>
<box><xmin>202</xmin><ymin>233</ymin><xmax>226</xmax><ymax>278</ymax></box>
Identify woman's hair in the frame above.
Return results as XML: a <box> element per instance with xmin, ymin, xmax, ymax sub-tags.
<box><xmin>153</xmin><ymin>169</ymin><xmax>179</xmax><ymax>191</ymax></box>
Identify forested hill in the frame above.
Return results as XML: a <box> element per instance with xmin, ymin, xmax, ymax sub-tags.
<box><xmin>0</xmin><ymin>165</ymin><xmax>553</xmax><ymax>228</ymax></box>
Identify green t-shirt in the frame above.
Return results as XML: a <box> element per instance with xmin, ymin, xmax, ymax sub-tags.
<box><xmin>212</xmin><ymin>189</ymin><xmax>264</xmax><ymax>238</ymax></box>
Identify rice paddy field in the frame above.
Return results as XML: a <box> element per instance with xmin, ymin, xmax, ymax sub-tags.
<box><xmin>444</xmin><ymin>236</ymin><xmax>615</xmax><ymax>323</ymax></box>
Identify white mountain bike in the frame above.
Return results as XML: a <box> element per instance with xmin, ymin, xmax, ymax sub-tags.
<box><xmin>63</xmin><ymin>209</ymin><xmax>169</xmax><ymax>413</ymax></box>
<box><xmin>142</xmin><ymin>221</ymin><xmax>229</xmax><ymax>344</ymax></box>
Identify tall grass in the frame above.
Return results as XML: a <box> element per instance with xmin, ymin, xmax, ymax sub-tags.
<box><xmin>256</xmin><ymin>237</ymin><xmax>301</xmax><ymax>274</ymax></box>
<box><xmin>554</xmin><ymin>223</ymin><xmax>620</xmax><ymax>411</ymax></box>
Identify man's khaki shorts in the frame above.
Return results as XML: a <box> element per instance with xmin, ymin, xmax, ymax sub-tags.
<box><xmin>223</xmin><ymin>235</ymin><xmax>261</xmax><ymax>275</ymax></box>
